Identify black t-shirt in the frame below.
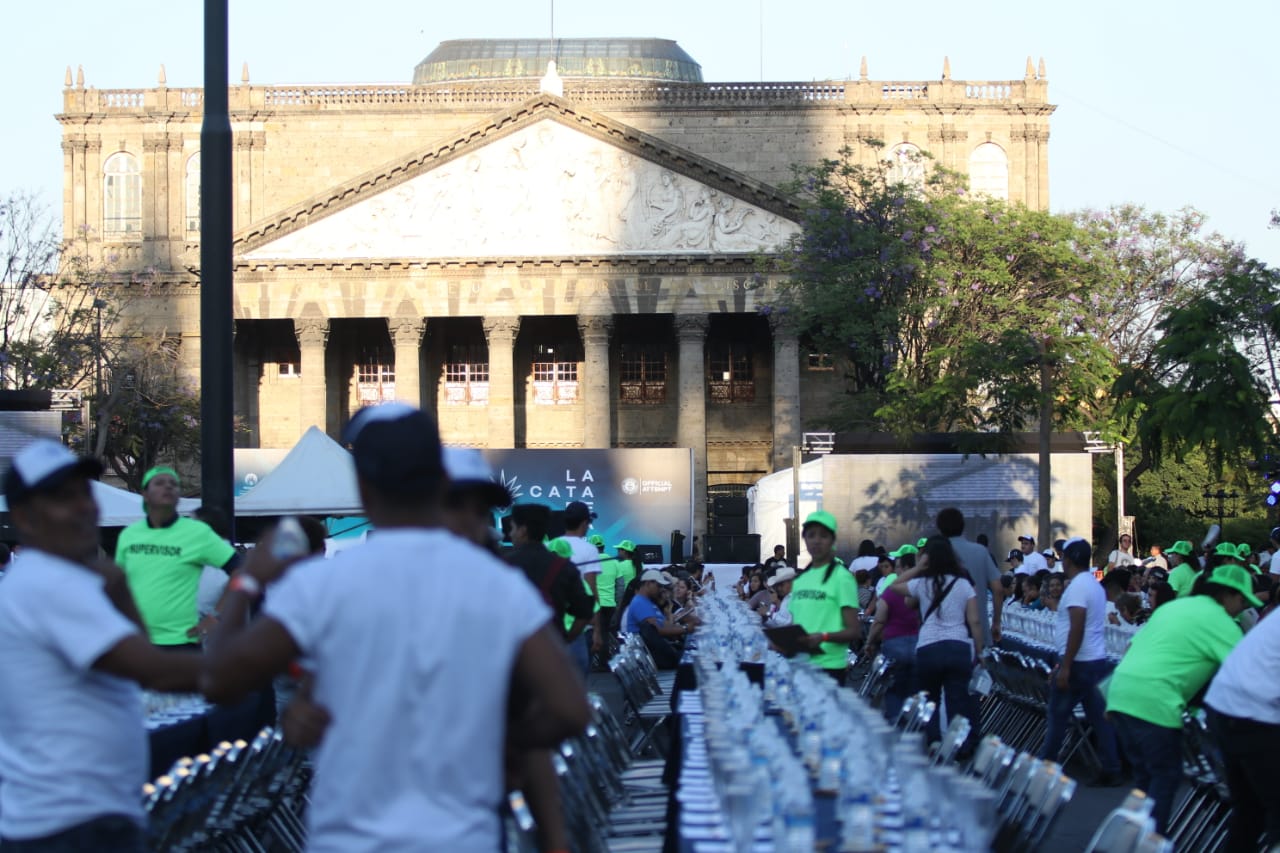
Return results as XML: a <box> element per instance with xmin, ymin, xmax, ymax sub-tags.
<box><xmin>506</xmin><ymin>544</ymin><xmax>595</xmax><ymax>637</ymax></box>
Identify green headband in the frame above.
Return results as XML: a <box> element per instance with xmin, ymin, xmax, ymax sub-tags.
<box><xmin>142</xmin><ymin>466</ymin><xmax>180</xmax><ymax>489</ymax></box>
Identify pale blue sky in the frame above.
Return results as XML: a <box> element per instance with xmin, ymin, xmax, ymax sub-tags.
<box><xmin>3</xmin><ymin>0</ymin><xmax>1277</xmax><ymax>264</ymax></box>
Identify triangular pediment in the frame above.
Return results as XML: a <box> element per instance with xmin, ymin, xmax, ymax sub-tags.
<box><xmin>237</xmin><ymin>97</ymin><xmax>801</xmax><ymax>263</ymax></box>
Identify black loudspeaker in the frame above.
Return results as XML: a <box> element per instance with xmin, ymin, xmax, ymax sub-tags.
<box><xmin>635</xmin><ymin>544</ymin><xmax>664</xmax><ymax>564</ymax></box>
<box><xmin>712</xmin><ymin>495</ymin><xmax>749</xmax><ymax>517</ymax></box>
<box><xmin>670</xmin><ymin>530</ymin><xmax>686</xmax><ymax>563</ymax></box>
<box><xmin>703</xmin><ymin>534</ymin><xmax>761</xmax><ymax>565</ymax></box>
<box><xmin>713</xmin><ymin>516</ymin><xmax>749</xmax><ymax>535</ymax></box>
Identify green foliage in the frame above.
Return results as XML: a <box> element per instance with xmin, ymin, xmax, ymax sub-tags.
<box><xmin>766</xmin><ymin>143</ymin><xmax>1116</xmax><ymax>436</ymax></box>
<box><xmin>1112</xmin><ymin>259</ymin><xmax>1280</xmax><ymax>475</ymax></box>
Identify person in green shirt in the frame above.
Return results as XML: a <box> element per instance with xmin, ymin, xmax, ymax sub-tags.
<box><xmin>594</xmin><ymin>539</ymin><xmax>638</xmax><ymax>660</ymax></box>
<box><xmin>1164</xmin><ymin>539</ymin><xmax>1200</xmax><ymax>597</ymax></box>
<box><xmin>1105</xmin><ymin>562</ymin><xmax>1257</xmax><ymax>834</ymax></box>
<box><xmin>788</xmin><ymin>510</ymin><xmax>861</xmax><ymax>685</ymax></box>
<box><xmin>115</xmin><ymin>467</ymin><xmax>240</xmax><ymax>647</ymax></box>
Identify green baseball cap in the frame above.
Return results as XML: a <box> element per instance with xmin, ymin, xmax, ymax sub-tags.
<box><xmin>916</xmin><ymin>537</ymin><xmax>928</xmax><ymax>548</ymax></box>
<box><xmin>588</xmin><ymin>534</ymin><xmax>605</xmax><ymax>547</ymax></box>
<box><xmin>546</xmin><ymin>538</ymin><xmax>572</xmax><ymax>559</ymax></box>
<box><xmin>1207</xmin><ymin>563</ymin><xmax>1264</xmax><ymax>608</ymax></box>
<box><xmin>1166</xmin><ymin>540</ymin><xmax>1193</xmax><ymax>557</ymax></box>
<box><xmin>1214</xmin><ymin>542</ymin><xmax>1239</xmax><ymax>559</ymax></box>
<box><xmin>889</xmin><ymin>543</ymin><xmax>920</xmax><ymax>559</ymax></box>
<box><xmin>1236</xmin><ymin>543</ymin><xmax>1252</xmax><ymax>560</ymax></box>
<box><xmin>613</xmin><ymin>539</ymin><xmax>636</xmax><ymax>553</ymax></box>
<box><xmin>802</xmin><ymin>510</ymin><xmax>837</xmax><ymax>535</ymax></box>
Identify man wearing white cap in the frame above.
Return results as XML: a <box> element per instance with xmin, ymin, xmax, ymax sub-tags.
<box><xmin>763</xmin><ymin>567</ymin><xmax>797</xmax><ymax>628</ymax></box>
<box><xmin>200</xmin><ymin>405</ymin><xmax>588</xmax><ymax>852</ymax></box>
<box><xmin>1018</xmin><ymin>533</ymin><xmax>1048</xmax><ymax>573</ymax></box>
<box><xmin>0</xmin><ymin>441</ymin><xmax>203</xmax><ymax>851</ymax></box>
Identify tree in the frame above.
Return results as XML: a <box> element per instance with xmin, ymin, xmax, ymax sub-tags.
<box><xmin>765</xmin><ymin>143</ymin><xmax>1115</xmax><ymax>437</ymax></box>
<box><xmin>1</xmin><ymin>189</ymin><xmax>201</xmax><ymax>486</ymax></box>
<box><xmin>1112</xmin><ymin>259</ymin><xmax>1280</xmax><ymax>480</ymax></box>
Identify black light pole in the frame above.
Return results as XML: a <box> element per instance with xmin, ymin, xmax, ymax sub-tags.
<box><xmin>200</xmin><ymin>0</ymin><xmax>234</xmax><ymax>537</ymax></box>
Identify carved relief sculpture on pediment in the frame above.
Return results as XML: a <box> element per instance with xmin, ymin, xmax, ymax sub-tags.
<box><xmin>242</xmin><ymin>120</ymin><xmax>800</xmax><ymax>262</ymax></box>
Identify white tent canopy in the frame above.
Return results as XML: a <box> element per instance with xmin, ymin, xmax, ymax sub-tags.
<box><xmin>234</xmin><ymin>426</ymin><xmax>361</xmax><ymax>516</ymax></box>
<box><xmin>0</xmin><ymin>480</ymin><xmax>200</xmax><ymax>527</ymax></box>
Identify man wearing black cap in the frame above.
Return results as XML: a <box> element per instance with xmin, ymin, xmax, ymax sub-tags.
<box><xmin>562</xmin><ymin>499</ymin><xmax>606</xmax><ymax>658</ymax></box>
<box><xmin>0</xmin><ymin>440</ymin><xmax>203</xmax><ymax>851</ymax></box>
<box><xmin>201</xmin><ymin>404</ymin><xmax>589</xmax><ymax>851</ymax></box>
<box><xmin>1038</xmin><ymin>536</ymin><xmax>1123</xmax><ymax>786</ymax></box>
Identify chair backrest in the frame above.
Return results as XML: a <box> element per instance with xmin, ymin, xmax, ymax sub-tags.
<box><xmin>1083</xmin><ymin>807</ymin><xmax>1156</xmax><ymax>853</ymax></box>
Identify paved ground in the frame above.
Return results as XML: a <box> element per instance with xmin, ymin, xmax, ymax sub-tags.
<box><xmin>584</xmin><ymin>671</ymin><xmax>1129</xmax><ymax>851</ymax></box>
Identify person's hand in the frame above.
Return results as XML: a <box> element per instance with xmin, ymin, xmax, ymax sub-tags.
<box><xmin>590</xmin><ymin>631</ymin><xmax>604</xmax><ymax>653</ymax></box>
<box><xmin>1053</xmin><ymin>664</ymin><xmax>1070</xmax><ymax>691</ymax></box>
<box><xmin>241</xmin><ymin>526</ymin><xmax>307</xmax><ymax>585</ymax></box>
<box><xmin>281</xmin><ymin>674</ymin><xmax>332</xmax><ymax>749</ymax></box>
<box><xmin>991</xmin><ymin>621</ymin><xmax>1002</xmax><ymax>644</ymax></box>
<box><xmin>805</xmin><ymin>633</ymin><xmax>826</xmax><ymax>650</ymax></box>
<box><xmin>186</xmin><ymin>614</ymin><xmax>219</xmax><ymax>640</ymax></box>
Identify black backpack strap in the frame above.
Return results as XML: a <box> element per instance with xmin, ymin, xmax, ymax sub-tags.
<box><xmin>922</xmin><ymin>577</ymin><xmax>959</xmax><ymax>624</ymax></box>
<box><xmin>539</xmin><ymin>556</ymin><xmax>569</xmax><ymax>606</ymax></box>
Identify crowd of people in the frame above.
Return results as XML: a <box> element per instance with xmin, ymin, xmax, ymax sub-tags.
<box><xmin>4</xmin><ymin>410</ymin><xmax>1280</xmax><ymax>851</ymax></box>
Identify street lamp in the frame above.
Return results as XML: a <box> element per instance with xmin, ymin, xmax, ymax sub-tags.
<box><xmin>1083</xmin><ymin>431</ymin><xmax>1127</xmax><ymax>541</ymax></box>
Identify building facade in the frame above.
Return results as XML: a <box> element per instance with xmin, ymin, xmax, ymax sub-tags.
<box><xmin>56</xmin><ymin>40</ymin><xmax>1054</xmax><ymax>533</ymax></box>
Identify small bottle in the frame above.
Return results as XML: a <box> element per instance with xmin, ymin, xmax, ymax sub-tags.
<box><xmin>271</xmin><ymin>516</ymin><xmax>310</xmax><ymax>560</ymax></box>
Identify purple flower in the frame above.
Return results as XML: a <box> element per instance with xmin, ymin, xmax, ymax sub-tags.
<box><xmin>924</xmin><ymin>225</ymin><xmax>936</xmax><ymax>234</ymax></box>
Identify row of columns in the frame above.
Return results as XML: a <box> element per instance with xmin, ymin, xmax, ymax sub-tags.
<box><xmin>285</xmin><ymin>314</ymin><xmax>801</xmax><ymax>467</ymax></box>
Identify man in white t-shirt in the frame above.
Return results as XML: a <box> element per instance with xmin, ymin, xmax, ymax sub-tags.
<box><xmin>201</xmin><ymin>405</ymin><xmax>589</xmax><ymax>853</ymax></box>
<box><xmin>1205</xmin><ymin>605</ymin><xmax>1280</xmax><ymax>849</ymax></box>
<box><xmin>1017</xmin><ymin>534</ymin><xmax>1048</xmax><ymax>573</ymax></box>
<box><xmin>0</xmin><ymin>440</ymin><xmax>203</xmax><ymax>851</ymax></box>
<box><xmin>562</xmin><ymin>500</ymin><xmax>607</xmax><ymax>661</ymax></box>
<box><xmin>1038</xmin><ymin>537</ymin><xmax>1122</xmax><ymax>785</ymax></box>
<box><xmin>1106</xmin><ymin>533</ymin><xmax>1137</xmax><ymax>571</ymax></box>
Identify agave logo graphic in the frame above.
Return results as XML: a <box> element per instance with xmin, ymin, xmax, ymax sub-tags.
<box><xmin>499</xmin><ymin>470</ymin><xmax>524</xmax><ymax>501</ymax></box>
<box><xmin>621</xmin><ymin>477</ymin><xmax>640</xmax><ymax>496</ymax></box>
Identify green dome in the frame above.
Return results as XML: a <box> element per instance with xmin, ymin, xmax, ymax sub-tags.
<box><xmin>413</xmin><ymin>38</ymin><xmax>703</xmax><ymax>85</ymax></box>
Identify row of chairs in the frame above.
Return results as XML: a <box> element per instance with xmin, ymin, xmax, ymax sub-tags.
<box><xmin>144</xmin><ymin>728</ymin><xmax>309</xmax><ymax>853</ymax></box>
<box><xmin>504</xmin><ymin>635</ymin><xmax>675</xmax><ymax>853</ymax></box>
<box><xmin>967</xmin><ymin>734</ymin><xmax>1078</xmax><ymax>851</ymax></box>
<box><xmin>1085</xmin><ymin>791</ymin><xmax>1176</xmax><ymax>853</ymax></box>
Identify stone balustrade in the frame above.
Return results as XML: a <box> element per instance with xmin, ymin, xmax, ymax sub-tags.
<box><xmin>62</xmin><ymin>76</ymin><xmax>1046</xmax><ymax>116</ymax></box>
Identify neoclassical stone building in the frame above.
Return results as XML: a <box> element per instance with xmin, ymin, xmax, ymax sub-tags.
<box><xmin>56</xmin><ymin>39</ymin><xmax>1054</xmax><ymax>532</ymax></box>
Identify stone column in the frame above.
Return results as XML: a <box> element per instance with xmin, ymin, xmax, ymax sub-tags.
<box><xmin>389</xmin><ymin>316</ymin><xmax>426</xmax><ymax>409</ymax></box>
<box><xmin>294</xmin><ymin>318</ymin><xmax>329</xmax><ymax>433</ymax></box>
<box><xmin>770</xmin><ymin>317</ymin><xmax>802</xmax><ymax>472</ymax></box>
<box><xmin>578</xmin><ymin>314</ymin><xmax>613</xmax><ymax>448</ymax></box>
<box><xmin>483</xmin><ymin>316</ymin><xmax>520</xmax><ymax>448</ymax></box>
<box><xmin>676</xmin><ymin>313</ymin><xmax>708</xmax><ymax>537</ymax></box>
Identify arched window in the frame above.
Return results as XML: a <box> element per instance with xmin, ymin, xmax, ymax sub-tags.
<box><xmin>185</xmin><ymin>152</ymin><xmax>200</xmax><ymax>232</ymax></box>
<box><xmin>884</xmin><ymin>142</ymin><xmax>925</xmax><ymax>189</ymax></box>
<box><xmin>969</xmin><ymin>143</ymin><xmax>1009</xmax><ymax>200</ymax></box>
<box><xmin>103</xmin><ymin>152</ymin><xmax>142</xmax><ymax>237</ymax></box>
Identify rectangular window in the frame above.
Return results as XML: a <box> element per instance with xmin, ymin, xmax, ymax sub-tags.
<box><xmin>277</xmin><ymin>362</ymin><xmax>300</xmax><ymax>377</ymax></box>
<box><xmin>807</xmin><ymin>352</ymin><xmax>833</xmax><ymax>371</ymax></box>
<box><xmin>708</xmin><ymin>344</ymin><xmax>755</xmax><ymax>403</ymax></box>
<box><xmin>531</xmin><ymin>343</ymin><xmax>579</xmax><ymax>405</ymax></box>
<box><xmin>444</xmin><ymin>344</ymin><xmax>489</xmax><ymax>406</ymax></box>
<box><xmin>356</xmin><ymin>363</ymin><xmax>395</xmax><ymax>405</ymax></box>
<box><xmin>620</xmin><ymin>343</ymin><xmax>667</xmax><ymax>404</ymax></box>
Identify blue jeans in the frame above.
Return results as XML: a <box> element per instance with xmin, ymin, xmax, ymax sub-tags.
<box><xmin>2</xmin><ymin>814</ymin><xmax>144</xmax><ymax>852</ymax></box>
<box><xmin>1110</xmin><ymin>712</ymin><xmax>1182</xmax><ymax>833</ymax></box>
<box><xmin>915</xmin><ymin>640</ymin><xmax>978</xmax><ymax>744</ymax></box>
<box><xmin>1039</xmin><ymin>657</ymin><xmax>1121</xmax><ymax>774</ymax></box>
<box><xmin>880</xmin><ymin>635</ymin><xmax>918</xmax><ymax>723</ymax></box>
<box><xmin>568</xmin><ymin>632</ymin><xmax>590</xmax><ymax>678</ymax></box>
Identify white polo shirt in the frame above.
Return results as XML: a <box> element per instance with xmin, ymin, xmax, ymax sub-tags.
<box><xmin>0</xmin><ymin>550</ymin><xmax>145</xmax><ymax>840</ymax></box>
<box><xmin>1054</xmin><ymin>572</ymin><xmax>1108</xmax><ymax>663</ymax></box>
<box><xmin>1020</xmin><ymin>550</ymin><xmax>1049</xmax><ymax>573</ymax></box>
<box><xmin>265</xmin><ymin>528</ymin><xmax>550</xmax><ymax>853</ymax></box>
